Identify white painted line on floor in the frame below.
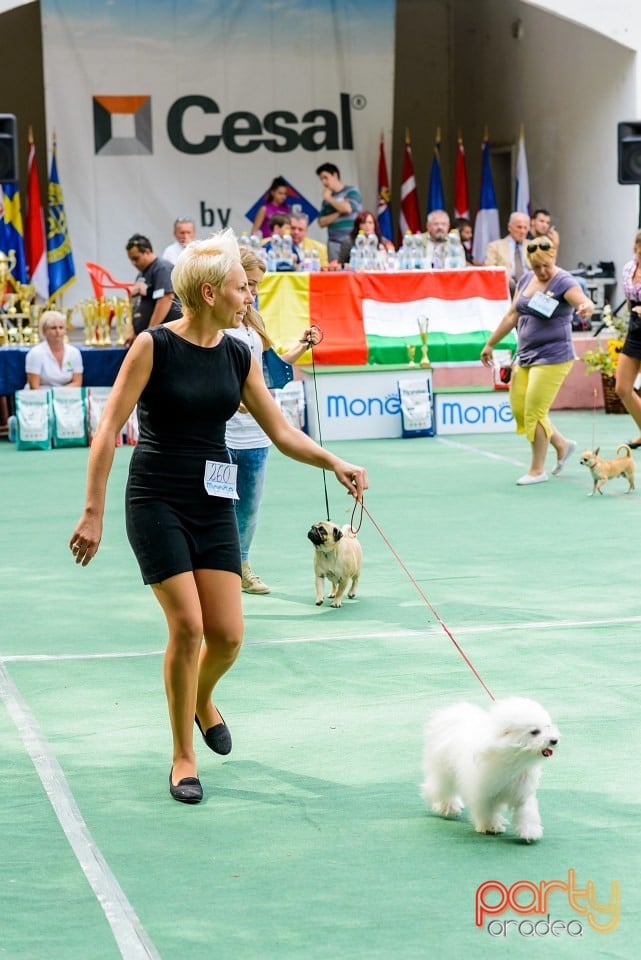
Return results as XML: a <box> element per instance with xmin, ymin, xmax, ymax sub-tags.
<box><xmin>1</xmin><ymin>613</ymin><xmax>639</xmax><ymax>663</ymax></box>
<box><xmin>0</xmin><ymin>663</ymin><xmax>160</xmax><ymax>960</ymax></box>
<box><xmin>436</xmin><ymin>436</ymin><xmax>525</xmax><ymax>466</ymax></box>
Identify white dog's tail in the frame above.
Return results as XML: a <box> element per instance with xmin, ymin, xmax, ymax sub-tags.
<box><xmin>617</xmin><ymin>444</ymin><xmax>632</xmax><ymax>457</ymax></box>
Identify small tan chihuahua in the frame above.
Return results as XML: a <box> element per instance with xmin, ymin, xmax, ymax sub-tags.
<box><xmin>579</xmin><ymin>444</ymin><xmax>635</xmax><ymax>496</ymax></box>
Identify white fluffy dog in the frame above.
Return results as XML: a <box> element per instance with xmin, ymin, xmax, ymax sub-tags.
<box><xmin>420</xmin><ymin>697</ymin><xmax>559</xmax><ymax>842</ymax></box>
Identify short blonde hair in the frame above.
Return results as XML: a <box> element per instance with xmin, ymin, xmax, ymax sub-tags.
<box><xmin>634</xmin><ymin>229</ymin><xmax>641</xmax><ymax>248</ymax></box>
<box><xmin>39</xmin><ymin>309</ymin><xmax>66</xmax><ymax>336</ymax></box>
<box><xmin>171</xmin><ymin>228</ymin><xmax>241</xmax><ymax>312</ymax></box>
<box><xmin>527</xmin><ymin>237</ymin><xmax>557</xmax><ymax>266</ymax></box>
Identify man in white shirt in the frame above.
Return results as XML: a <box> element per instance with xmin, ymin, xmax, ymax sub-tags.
<box><xmin>162</xmin><ymin>217</ymin><xmax>196</xmax><ymax>265</ymax></box>
<box><xmin>423</xmin><ymin>209</ymin><xmax>450</xmax><ymax>269</ymax></box>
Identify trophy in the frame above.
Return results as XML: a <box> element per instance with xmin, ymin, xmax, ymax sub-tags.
<box><xmin>81</xmin><ymin>299</ymin><xmax>97</xmax><ymax>345</ymax></box>
<box><xmin>112</xmin><ymin>297</ymin><xmax>130</xmax><ymax>346</ymax></box>
<box><xmin>97</xmin><ymin>298</ymin><xmax>112</xmax><ymax>346</ymax></box>
<box><xmin>417</xmin><ymin>315</ymin><xmax>431</xmax><ymax>368</ymax></box>
<box><xmin>406</xmin><ymin>344</ymin><xmax>417</xmax><ymax>367</ymax></box>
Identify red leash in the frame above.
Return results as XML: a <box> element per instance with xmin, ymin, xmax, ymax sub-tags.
<box><xmin>351</xmin><ymin>496</ymin><xmax>495</xmax><ymax>701</ymax></box>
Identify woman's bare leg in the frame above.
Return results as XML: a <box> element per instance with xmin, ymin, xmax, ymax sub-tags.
<box><xmin>615</xmin><ymin>354</ymin><xmax>641</xmax><ymax>438</ymax></box>
<box><xmin>152</xmin><ymin>573</ymin><xmax>204</xmax><ymax>784</ymax></box>
<box><xmin>194</xmin><ymin>569</ymin><xmax>243</xmax><ymax>732</ymax></box>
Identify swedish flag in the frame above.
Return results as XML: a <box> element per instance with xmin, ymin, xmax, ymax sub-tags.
<box><xmin>47</xmin><ymin>138</ymin><xmax>75</xmax><ymax>299</ymax></box>
<box><xmin>1</xmin><ymin>182</ymin><xmax>27</xmax><ymax>284</ymax></box>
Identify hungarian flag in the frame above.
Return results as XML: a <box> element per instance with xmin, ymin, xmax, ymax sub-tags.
<box><xmin>399</xmin><ymin>130</ymin><xmax>422</xmax><ymax>240</ymax></box>
<box><xmin>426</xmin><ymin>128</ymin><xmax>445</xmax><ymax>214</ymax></box>
<box><xmin>377</xmin><ymin>132</ymin><xmax>393</xmax><ymax>242</ymax></box>
<box><xmin>454</xmin><ymin>135</ymin><xmax>470</xmax><ymax>220</ymax></box>
<box><xmin>26</xmin><ymin>129</ymin><xmax>49</xmax><ymax>301</ymax></box>
<box><xmin>257</xmin><ymin>270</ymin><xmax>514</xmax><ymax>367</ymax></box>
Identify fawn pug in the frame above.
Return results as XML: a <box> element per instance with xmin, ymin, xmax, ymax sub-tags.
<box><xmin>420</xmin><ymin>697</ymin><xmax>559</xmax><ymax>842</ymax></box>
<box><xmin>307</xmin><ymin>521</ymin><xmax>362</xmax><ymax>607</ymax></box>
<box><xmin>579</xmin><ymin>444</ymin><xmax>635</xmax><ymax>496</ymax></box>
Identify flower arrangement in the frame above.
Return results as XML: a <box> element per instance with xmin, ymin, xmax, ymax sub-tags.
<box><xmin>582</xmin><ymin>306</ymin><xmax>629</xmax><ymax>377</ymax></box>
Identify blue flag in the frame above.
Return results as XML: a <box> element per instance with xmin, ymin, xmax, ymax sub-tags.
<box><xmin>426</xmin><ymin>135</ymin><xmax>445</xmax><ymax>215</ymax></box>
<box><xmin>1</xmin><ymin>182</ymin><xmax>27</xmax><ymax>284</ymax></box>
<box><xmin>377</xmin><ymin>134</ymin><xmax>394</xmax><ymax>242</ymax></box>
<box><xmin>47</xmin><ymin>140</ymin><xmax>76</xmax><ymax>300</ymax></box>
<box><xmin>472</xmin><ymin>137</ymin><xmax>500</xmax><ymax>264</ymax></box>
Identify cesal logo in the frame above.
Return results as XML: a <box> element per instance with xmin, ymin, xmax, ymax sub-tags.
<box><xmin>93</xmin><ymin>95</ymin><xmax>153</xmax><ymax>156</ymax></box>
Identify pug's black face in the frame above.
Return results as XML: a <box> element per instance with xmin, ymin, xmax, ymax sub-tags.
<box><xmin>307</xmin><ymin>522</ymin><xmax>343</xmax><ymax>548</ymax></box>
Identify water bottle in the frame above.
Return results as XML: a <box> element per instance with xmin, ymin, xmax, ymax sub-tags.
<box><xmin>414</xmin><ymin>233</ymin><xmax>426</xmax><ymax>270</ymax></box>
<box><xmin>310</xmin><ymin>247</ymin><xmax>321</xmax><ymax>272</ymax></box>
<box><xmin>398</xmin><ymin>232</ymin><xmax>411</xmax><ymax>270</ymax></box>
<box><xmin>239</xmin><ymin>231</ymin><xmax>250</xmax><ymax>248</ymax></box>
<box><xmin>444</xmin><ymin>229</ymin><xmax>466</xmax><ymax>269</ymax></box>
<box><xmin>365</xmin><ymin>234</ymin><xmax>378</xmax><ymax>271</ymax></box>
<box><xmin>349</xmin><ymin>242</ymin><xmax>361</xmax><ymax>271</ymax></box>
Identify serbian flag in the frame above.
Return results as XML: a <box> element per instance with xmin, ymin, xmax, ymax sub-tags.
<box><xmin>399</xmin><ymin>130</ymin><xmax>422</xmax><ymax>240</ymax></box>
<box><xmin>454</xmin><ymin>134</ymin><xmax>470</xmax><ymax>220</ymax></box>
<box><xmin>26</xmin><ymin>128</ymin><xmax>49</xmax><ymax>301</ymax></box>
<box><xmin>377</xmin><ymin>132</ymin><xmax>393</xmax><ymax>242</ymax></box>
<box><xmin>426</xmin><ymin>128</ymin><xmax>445</xmax><ymax>214</ymax></box>
<box><xmin>472</xmin><ymin>133</ymin><xmax>500</xmax><ymax>264</ymax></box>
<box><xmin>514</xmin><ymin>126</ymin><xmax>531</xmax><ymax>216</ymax></box>
<box><xmin>257</xmin><ymin>270</ymin><xmax>514</xmax><ymax>368</ymax></box>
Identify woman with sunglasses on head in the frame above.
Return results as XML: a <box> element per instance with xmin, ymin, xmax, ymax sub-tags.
<box><xmin>481</xmin><ymin>237</ymin><xmax>594</xmax><ymax>485</ymax></box>
<box><xmin>615</xmin><ymin>230</ymin><xmax>641</xmax><ymax>448</ymax></box>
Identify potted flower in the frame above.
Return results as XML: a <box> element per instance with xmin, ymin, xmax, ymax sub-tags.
<box><xmin>582</xmin><ymin>306</ymin><xmax>630</xmax><ymax>413</ymax></box>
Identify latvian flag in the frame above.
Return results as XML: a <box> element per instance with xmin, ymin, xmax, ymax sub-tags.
<box><xmin>258</xmin><ymin>270</ymin><xmax>514</xmax><ymax>366</ymax></box>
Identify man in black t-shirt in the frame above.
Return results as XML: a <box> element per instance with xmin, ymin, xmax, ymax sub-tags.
<box><xmin>125</xmin><ymin>233</ymin><xmax>182</xmax><ymax>342</ymax></box>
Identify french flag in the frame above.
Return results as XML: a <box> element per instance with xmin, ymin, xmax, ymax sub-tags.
<box><xmin>472</xmin><ymin>134</ymin><xmax>500</xmax><ymax>264</ymax></box>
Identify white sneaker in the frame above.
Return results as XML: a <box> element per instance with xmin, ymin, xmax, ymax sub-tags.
<box><xmin>551</xmin><ymin>439</ymin><xmax>577</xmax><ymax>477</ymax></box>
<box><xmin>516</xmin><ymin>472</ymin><xmax>549</xmax><ymax>485</ymax></box>
<box><xmin>241</xmin><ymin>562</ymin><xmax>271</xmax><ymax>595</ymax></box>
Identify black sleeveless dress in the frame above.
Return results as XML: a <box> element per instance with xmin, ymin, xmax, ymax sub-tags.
<box><xmin>125</xmin><ymin>326</ymin><xmax>251</xmax><ymax>584</ymax></box>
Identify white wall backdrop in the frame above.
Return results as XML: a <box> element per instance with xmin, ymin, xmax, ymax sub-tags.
<box><xmin>40</xmin><ymin>0</ymin><xmax>396</xmax><ymax>300</ymax></box>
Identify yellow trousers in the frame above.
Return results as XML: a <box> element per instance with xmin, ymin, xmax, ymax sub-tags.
<box><xmin>509</xmin><ymin>360</ymin><xmax>574</xmax><ymax>442</ymax></box>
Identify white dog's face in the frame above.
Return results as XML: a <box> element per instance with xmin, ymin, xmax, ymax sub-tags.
<box><xmin>490</xmin><ymin>697</ymin><xmax>559</xmax><ymax>758</ymax></box>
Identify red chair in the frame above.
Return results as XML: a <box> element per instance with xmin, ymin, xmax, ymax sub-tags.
<box><xmin>85</xmin><ymin>262</ymin><xmax>135</xmax><ymax>299</ymax></box>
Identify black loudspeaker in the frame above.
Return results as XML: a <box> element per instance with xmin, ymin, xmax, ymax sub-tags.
<box><xmin>0</xmin><ymin>113</ymin><xmax>18</xmax><ymax>183</ymax></box>
<box><xmin>618</xmin><ymin>121</ymin><xmax>641</xmax><ymax>185</ymax></box>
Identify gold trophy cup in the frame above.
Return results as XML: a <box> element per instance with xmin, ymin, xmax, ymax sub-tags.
<box><xmin>417</xmin><ymin>315</ymin><xmax>431</xmax><ymax>368</ymax></box>
<box><xmin>406</xmin><ymin>344</ymin><xmax>417</xmax><ymax>367</ymax></box>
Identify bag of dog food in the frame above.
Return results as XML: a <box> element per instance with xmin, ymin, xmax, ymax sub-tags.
<box><xmin>15</xmin><ymin>388</ymin><xmax>52</xmax><ymax>450</ymax></box>
<box><xmin>87</xmin><ymin>386</ymin><xmax>122</xmax><ymax>445</ymax></box>
<box><xmin>52</xmin><ymin>387</ymin><xmax>88</xmax><ymax>447</ymax></box>
<box><xmin>398</xmin><ymin>377</ymin><xmax>435</xmax><ymax>437</ymax></box>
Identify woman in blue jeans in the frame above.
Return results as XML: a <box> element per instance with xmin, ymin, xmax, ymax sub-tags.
<box><xmin>226</xmin><ymin>247</ymin><xmax>319</xmax><ymax>593</ymax></box>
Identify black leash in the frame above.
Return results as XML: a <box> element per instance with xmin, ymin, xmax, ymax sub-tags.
<box><xmin>302</xmin><ymin>325</ymin><xmax>330</xmax><ymax>521</ymax></box>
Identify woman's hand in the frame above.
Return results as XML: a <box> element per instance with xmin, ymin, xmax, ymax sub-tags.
<box><xmin>299</xmin><ymin>327</ymin><xmax>321</xmax><ymax>346</ymax></box>
<box><xmin>332</xmin><ymin>460</ymin><xmax>368</xmax><ymax>501</ymax></box>
<box><xmin>480</xmin><ymin>344</ymin><xmax>494</xmax><ymax>367</ymax></box>
<box><xmin>69</xmin><ymin>511</ymin><xmax>103</xmax><ymax>566</ymax></box>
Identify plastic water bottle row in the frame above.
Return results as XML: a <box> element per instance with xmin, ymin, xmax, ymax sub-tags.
<box><xmin>349</xmin><ymin>229</ymin><xmax>467</xmax><ymax>272</ymax></box>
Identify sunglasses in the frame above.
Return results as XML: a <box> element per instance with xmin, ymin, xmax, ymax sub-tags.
<box><xmin>527</xmin><ymin>241</ymin><xmax>552</xmax><ymax>254</ymax></box>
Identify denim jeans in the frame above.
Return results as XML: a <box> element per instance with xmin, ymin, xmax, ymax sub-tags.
<box><xmin>227</xmin><ymin>446</ymin><xmax>270</xmax><ymax>562</ymax></box>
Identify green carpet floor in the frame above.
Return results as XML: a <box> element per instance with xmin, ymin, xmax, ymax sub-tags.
<box><xmin>1</xmin><ymin>411</ymin><xmax>639</xmax><ymax>958</ymax></box>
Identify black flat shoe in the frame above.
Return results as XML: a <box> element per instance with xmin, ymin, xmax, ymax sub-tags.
<box><xmin>169</xmin><ymin>768</ymin><xmax>203</xmax><ymax>804</ymax></box>
<box><xmin>195</xmin><ymin>712</ymin><xmax>232</xmax><ymax>756</ymax></box>
<box><xmin>627</xmin><ymin>440</ymin><xmax>641</xmax><ymax>449</ymax></box>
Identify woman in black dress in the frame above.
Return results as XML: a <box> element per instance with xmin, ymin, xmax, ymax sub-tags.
<box><xmin>70</xmin><ymin>230</ymin><xmax>368</xmax><ymax>804</ymax></box>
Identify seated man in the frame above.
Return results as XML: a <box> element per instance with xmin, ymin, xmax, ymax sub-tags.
<box><xmin>529</xmin><ymin>208</ymin><xmax>560</xmax><ymax>249</ymax></box>
<box><xmin>262</xmin><ymin>214</ymin><xmax>299</xmax><ymax>269</ymax></box>
<box><xmin>289</xmin><ymin>212</ymin><xmax>328</xmax><ymax>268</ymax></box>
<box><xmin>423</xmin><ymin>209</ymin><xmax>450</xmax><ymax>269</ymax></box>
<box><xmin>485</xmin><ymin>211</ymin><xmax>530</xmax><ymax>293</ymax></box>
<box><xmin>162</xmin><ymin>217</ymin><xmax>196</xmax><ymax>265</ymax></box>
